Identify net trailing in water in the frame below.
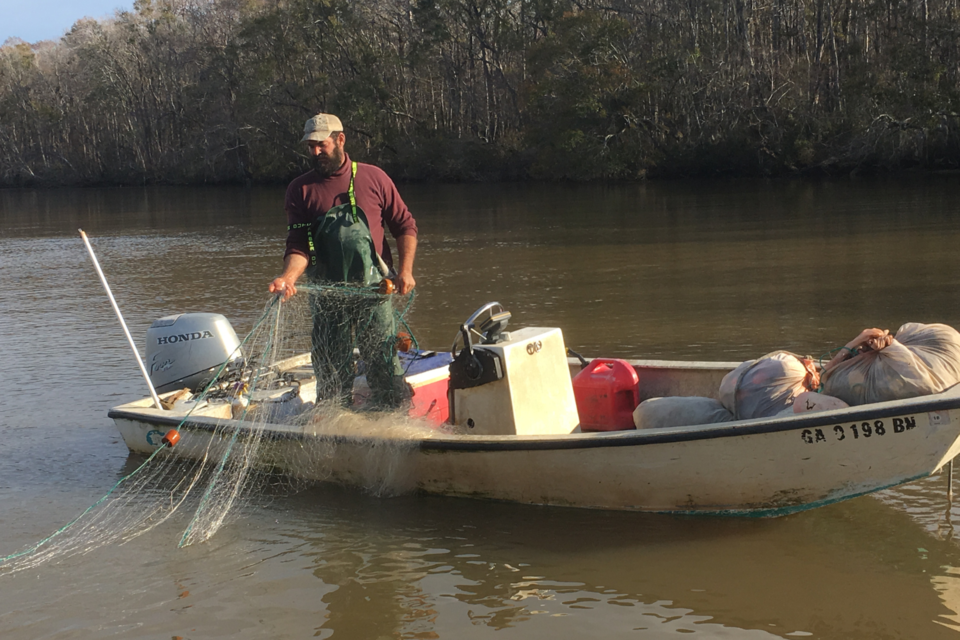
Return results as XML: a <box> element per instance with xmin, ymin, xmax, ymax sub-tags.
<box><xmin>1</xmin><ymin>284</ymin><xmax>438</xmax><ymax>575</ymax></box>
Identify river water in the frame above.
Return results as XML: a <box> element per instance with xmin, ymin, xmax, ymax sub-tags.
<box><xmin>2</xmin><ymin>177</ymin><xmax>960</xmax><ymax>638</ymax></box>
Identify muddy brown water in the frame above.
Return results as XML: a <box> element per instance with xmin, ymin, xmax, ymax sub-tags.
<box><xmin>2</xmin><ymin>177</ymin><xmax>960</xmax><ymax>639</ymax></box>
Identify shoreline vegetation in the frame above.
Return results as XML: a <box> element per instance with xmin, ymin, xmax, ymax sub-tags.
<box><xmin>1</xmin><ymin>0</ymin><xmax>959</xmax><ymax>187</ymax></box>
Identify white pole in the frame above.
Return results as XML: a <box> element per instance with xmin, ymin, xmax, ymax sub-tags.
<box><xmin>79</xmin><ymin>229</ymin><xmax>164</xmax><ymax>410</ymax></box>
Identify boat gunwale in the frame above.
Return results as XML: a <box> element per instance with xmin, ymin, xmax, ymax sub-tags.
<box><xmin>108</xmin><ymin>384</ymin><xmax>960</xmax><ymax>452</ymax></box>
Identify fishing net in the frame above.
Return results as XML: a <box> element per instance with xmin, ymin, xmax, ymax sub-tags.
<box><xmin>1</xmin><ymin>283</ymin><xmax>442</xmax><ymax>575</ymax></box>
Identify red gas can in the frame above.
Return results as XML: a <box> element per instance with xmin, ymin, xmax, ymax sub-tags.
<box><xmin>572</xmin><ymin>358</ymin><xmax>640</xmax><ymax>431</ymax></box>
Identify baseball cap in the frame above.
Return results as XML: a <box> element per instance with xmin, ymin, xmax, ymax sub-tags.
<box><xmin>301</xmin><ymin>113</ymin><xmax>343</xmax><ymax>142</ymax></box>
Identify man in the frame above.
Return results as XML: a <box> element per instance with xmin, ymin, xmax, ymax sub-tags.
<box><xmin>269</xmin><ymin>113</ymin><xmax>418</xmax><ymax>408</ymax></box>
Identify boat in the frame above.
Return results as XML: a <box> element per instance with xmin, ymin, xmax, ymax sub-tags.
<box><xmin>108</xmin><ymin>302</ymin><xmax>960</xmax><ymax>517</ymax></box>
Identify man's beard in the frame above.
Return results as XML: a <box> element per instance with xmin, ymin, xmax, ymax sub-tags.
<box><xmin>312</xmin><ymin>147</ymin><xmax>344</xmax><ymax>177</ymax></box>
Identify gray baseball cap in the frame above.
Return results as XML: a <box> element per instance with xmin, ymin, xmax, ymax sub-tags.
<box><xmin>301</xmin><ymin>113</ymin><xmax>343</xmax><ymax>142</ymax></box>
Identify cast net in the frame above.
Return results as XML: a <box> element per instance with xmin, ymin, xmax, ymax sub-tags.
<box><xmin>1</xmin><ymin>283</ymin><xmax>443</xmax><ymax>575</ymax></box>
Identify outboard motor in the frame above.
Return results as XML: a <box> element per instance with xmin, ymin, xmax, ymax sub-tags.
<box><xmin>146</xmin><ymin>313</ymin><xmax>242</xmax><ymax>394</ymax></box>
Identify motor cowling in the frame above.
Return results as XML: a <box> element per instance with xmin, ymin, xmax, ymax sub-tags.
<box><xmin>146</xmin><ymin>313</ymin><xmax>242</xmax><ymax>394</ymax></box>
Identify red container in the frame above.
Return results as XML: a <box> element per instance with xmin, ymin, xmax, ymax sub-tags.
<box><xmin>407</xmin><ymin>368</ymin><xmax>450</xmax><ymax>426</ymax></box>
<box><xmin>572</xmin><ymin>358</ymin><xmax>640</xmax><ymax>431</ymax></box>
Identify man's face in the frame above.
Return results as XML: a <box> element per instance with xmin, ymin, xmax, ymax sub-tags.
<box><xmin>306</xmin><ymin>133</ymin><xmax>345</xmax><ymax>177</ymax></box>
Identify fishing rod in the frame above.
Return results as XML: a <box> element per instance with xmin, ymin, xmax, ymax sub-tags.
<box><xmin>79</xmin><ymin>229</ymin><xmax>164</xmax><ymax>410</ymax></box>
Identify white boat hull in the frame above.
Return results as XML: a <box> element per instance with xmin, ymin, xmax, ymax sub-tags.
<box><xmin>110</xmin><ymin>384</ymin><xmax>960</xmax><ymax>516</ymax></box>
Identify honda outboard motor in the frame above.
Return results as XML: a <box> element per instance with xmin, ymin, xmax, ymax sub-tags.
<box><xmin>146</xmin><ymin>313</ymin><xmax>242</xmax><ymax>394</ymax></box>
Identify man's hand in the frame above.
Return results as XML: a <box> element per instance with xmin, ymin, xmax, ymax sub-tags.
<box><xmin>395</xmin><ymin>271</ymin><xmax>416</xmax><ymax>295</ymax></box>
<box><xmin>269</xmin><ymin>254</ymin><xmax>309</xmax><ymax>301</ymax></box>
<box><xmin>269</xmin><ymin>277</ymin><xmax>297</xmax><ymax>301</ymax></box>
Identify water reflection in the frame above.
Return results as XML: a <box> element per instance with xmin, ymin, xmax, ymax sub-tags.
<box><xmin>265</xmin><ymin>483</ymin><xmax>960</xmax><ymax>639</ymax></box>
<box><xmin>933</xmin><ymin>566</ymin><xmax>960</xmax><ymax>632</ymax></box>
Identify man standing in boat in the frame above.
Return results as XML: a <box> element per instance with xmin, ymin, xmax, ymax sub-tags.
<box><xmin>269</xmin><ymin>113</ymin><xmax>419</xmax><ymax>408</ymax></box>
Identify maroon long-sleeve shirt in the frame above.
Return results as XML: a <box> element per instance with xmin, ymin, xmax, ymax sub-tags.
<box><xmin>283</xmin><ymin>153</ymin><xmax>418</xmax><ymax>270</ymax></box>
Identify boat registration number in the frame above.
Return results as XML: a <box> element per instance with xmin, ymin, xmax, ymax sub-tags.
<box><xmin>801</xmin><ymin>416</ymin><xmax>917</xmax><ymax>444</ymax></box>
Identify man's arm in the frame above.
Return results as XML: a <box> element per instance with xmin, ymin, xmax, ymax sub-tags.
<box><xmin>269</xmin><ymin>253</ymin><xmax>309</xmax><ymax>301</ymax></box>
<box><xmin>395</xmin><ymin>234</ymin><xmax>417</xmax><ymax>295</ymax></box>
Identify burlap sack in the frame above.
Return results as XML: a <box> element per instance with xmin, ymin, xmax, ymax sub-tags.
<box><xmin>821</xmin><ymin>323</ymin><xmax>960</xmax><ymax>405</ymax></box>
<box><xmin>719</xmin><ymin>351</ymin><xmax>820</xmax><ymax>419</ymax></box>
<box><xmin>633</xmin><ymin>396</ymin><xmax>735</xmax><ymax>429</ymax></box>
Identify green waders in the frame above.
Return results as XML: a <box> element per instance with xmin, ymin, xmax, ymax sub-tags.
<box><xmin>295</xmin><ymin>162</ymin><xmax>404</xmax><ymax>408</ymax></box>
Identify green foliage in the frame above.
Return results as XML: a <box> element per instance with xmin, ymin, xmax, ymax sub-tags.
<box><xmin>1</xmin><ymin>0</ymin><xmax>959</xmax><ymax>186</ymax></box>
<box><xmin>524</xmin><ymin>11</ymin><xmax>645</xmax><ymax>179</ymax></box>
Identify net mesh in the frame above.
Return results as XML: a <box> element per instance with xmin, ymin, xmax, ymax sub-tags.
<box><xmin>1</xmin><ymin>284</ymin><xmax>441</xmax><ymax>575</ymax></box>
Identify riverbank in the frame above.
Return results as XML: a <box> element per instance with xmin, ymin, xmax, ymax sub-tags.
<box><xmin>4</xmin><ymin>151</ymin><xmax>960</xmax><ymax>189</ymax></box>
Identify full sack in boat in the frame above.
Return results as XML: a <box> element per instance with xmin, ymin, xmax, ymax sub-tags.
<box><xmin>633</xmin><ymin>396</ymin><xmax>734</xmax><ymax>430</ymax></box>
<box><xmin>821</xmin><ymin>322</ymin><xmax>960</xmax><ymax>405</ymax></box>
<box><xmin>719</xmin><ymin>351</ymin><xmax>820</xmax><ymax>420</ymax></box>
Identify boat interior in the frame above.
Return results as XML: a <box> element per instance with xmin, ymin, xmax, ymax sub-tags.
<box><xmin>122</xmin><ymin>302</ymin><xmax>960</xmax><ymax>439</ymax></box>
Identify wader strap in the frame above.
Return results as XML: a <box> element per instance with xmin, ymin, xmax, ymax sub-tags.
<box><xmin>287</xmin><ymin>222</ymin><xmax>317</xmax><ymax>267</ymax></box>
<box><xmin>287</xmin><ymin>161</ymin><xmax>360</xmax><ymax>268</ymax></box>
<box><xmin>349</xmin><ymin>161</ymin><xmax>358</xmax><ymax>223</ymax></box>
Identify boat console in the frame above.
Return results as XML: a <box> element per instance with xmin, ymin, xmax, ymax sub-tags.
<box><xmin>448</xmin><ymin>303</ymin><xmax>580</xmax><ymax>436</ymax></box>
